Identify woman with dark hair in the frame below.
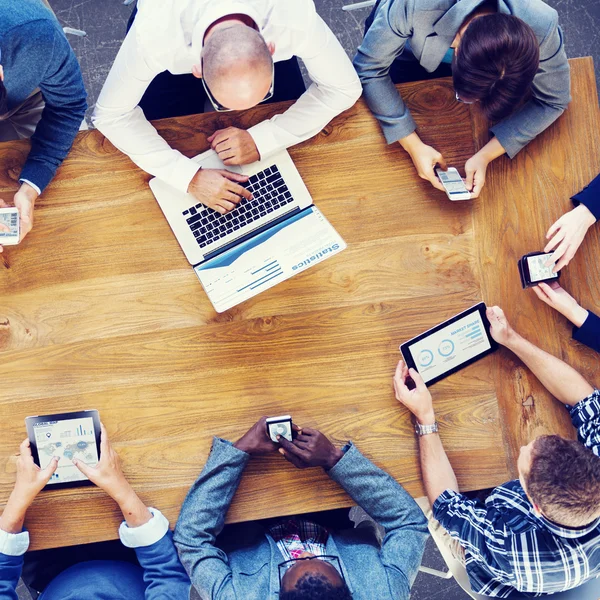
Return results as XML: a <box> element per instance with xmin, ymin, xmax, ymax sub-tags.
<box><xmin>353</xmin><ymin>0</ymin><xmax>570</xmax><ymax>198</ymax></box>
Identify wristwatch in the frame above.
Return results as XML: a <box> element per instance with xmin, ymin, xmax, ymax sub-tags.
<box><xmin>414</xmin><ymin>421</ymin><xmax>439</xmax><ymax>436</ymax></box>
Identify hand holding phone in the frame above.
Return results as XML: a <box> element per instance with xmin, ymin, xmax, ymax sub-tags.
<box><xmin>435</xmin><ymin>168</ymin><xmax>472</xmax><ymax>201</ymax></box>
<box><xmin>0</xmin><ymin>207</ymin><xmax>20</xmax><ymax>246</ymax></box>
<box><xmin>518</xmin><ymin>252</ymin><xmax>561</xmax><ymax>289</ymax></box>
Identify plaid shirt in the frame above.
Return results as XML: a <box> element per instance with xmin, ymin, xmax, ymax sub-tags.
<box><xmin>269</xmin><ymin>519</ymin><xmax>329</xmax><ymax>561</ymax></box>
<box><xmin>434</xmin><ymin>389</ymin><xmax>600</xmax><ymax>598</ymax></box>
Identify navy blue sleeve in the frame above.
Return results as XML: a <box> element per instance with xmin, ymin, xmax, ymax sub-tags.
<box><xmin>134</xmin><ymin>531</ymin><xmax>191</xmax><ymax>600</ymax></box>
<box><xmin>573</xmin><ymin>311</ymin><xmax>600</xmax><ymax>354</ymax></box>
<box><xmin>0</xmin><ymin>553</ymin><xmax>23</xmax><ymax>600</ymax></box>
<box><xmin>18</xmin><ymin>20</ymin><xmax>87</xmax><ymax>192</ymax></box>
<box><xmin>571</xmin><ymin>174</ymin><xmax>600</xmax><ymax>222</ymax></box>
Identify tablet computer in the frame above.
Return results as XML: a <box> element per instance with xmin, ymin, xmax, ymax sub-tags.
<box><xmin>25</xmin><ymin>410</ymin><xmax>101</xmax><ymax>490</ymax></box>
<box><xmin>400</xmin><ymin>303</ymin><xmax>498</xmax><ymax>386</ymax></box>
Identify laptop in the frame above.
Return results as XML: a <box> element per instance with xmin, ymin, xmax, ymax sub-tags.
<box><xmin>149</xmin><ymin>149</ymin><xmax>346</xmax><ymax>313</ymax></box>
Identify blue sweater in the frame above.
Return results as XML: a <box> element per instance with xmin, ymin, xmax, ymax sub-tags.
<box><xmin>0</xmin><ymin>0</ymin><xmax>87</xmax><ymax>192</ymax></box>
<box><xmin>571</xmin><ymin>174</ymin><xmax>600</xmax><ymax>354</ymax></box>
<box><xmin>0</xmin><ymin>531</ymin><xmax>190</xmax><ymax>600</ymax></box>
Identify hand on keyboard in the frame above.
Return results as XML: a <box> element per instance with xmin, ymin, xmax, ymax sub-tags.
<box><xmin>188</xmin><ymin>168</ymin><xmax>253</xmax><ymax>214</ymax></box>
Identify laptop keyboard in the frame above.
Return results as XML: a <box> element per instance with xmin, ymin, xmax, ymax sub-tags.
<box><xmin>182</xmin><ymin>165</ymin><xmax>295</xmax><ymax>250</ymax></box>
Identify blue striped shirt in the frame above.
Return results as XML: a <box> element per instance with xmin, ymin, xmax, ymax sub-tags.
<box><xmin>433</xmin><ymin>390</ymin><xmax>600</xmax><ymax>597</ymax></box>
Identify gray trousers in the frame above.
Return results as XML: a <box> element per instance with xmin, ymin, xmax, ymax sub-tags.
<box><xmin>0</xmin><ymin>91</ymin><xmax>45</xmax><ymax>142</ymax></box>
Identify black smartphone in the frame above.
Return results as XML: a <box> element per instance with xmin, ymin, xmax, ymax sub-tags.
<box><xmin>518</xmin><ymin>252</ymin><xmax>561</xmax><ymax>289</ymax></box>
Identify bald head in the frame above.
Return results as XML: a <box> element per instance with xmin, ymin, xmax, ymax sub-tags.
<box><xmin>202</xmin><ymin>24</ymin><xmax>273</xmax><ymax>111</ymax></box>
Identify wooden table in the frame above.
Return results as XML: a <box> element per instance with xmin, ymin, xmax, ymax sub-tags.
<box><xmin>0</xmin><ymin>58</ymin><xmax>598</xmax><ymax>551</ymax></box>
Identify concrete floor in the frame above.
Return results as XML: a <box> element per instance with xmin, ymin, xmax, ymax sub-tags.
<box><xmin>15</xmin><ymin>1</ymin><xmax>599</xmax><ymax>599</ymax></box>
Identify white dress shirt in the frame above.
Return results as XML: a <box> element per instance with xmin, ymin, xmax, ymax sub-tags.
<box><xmin>0</xmin><ymin>508</ymin><xmax>169</xmax><ymax>557</ymax></box>
<box><xmin>92</xmin><ymin>0</ymin><xmax>361</xmax><ymax>193</ymax></box>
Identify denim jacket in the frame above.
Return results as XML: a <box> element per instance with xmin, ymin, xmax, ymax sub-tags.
<box><xmin>353</xmin><ymin>0</ymin><xmax>571</xmax><ymax>158</ymax></box>
<box><xmin>174</xmin><ymin>438</ymin><xmax>429</xmax><ymax>600</ymax></box>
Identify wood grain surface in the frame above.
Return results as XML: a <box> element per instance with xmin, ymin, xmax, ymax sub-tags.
<box><xmin>0</xmin><ymin>60</ymin><xmax>597</xmax><ymax>550</ymax></box>
<box><xmin>471</xmin><ymin>57</ymin><xmax>600</xmax><ymax>475</ymax></box>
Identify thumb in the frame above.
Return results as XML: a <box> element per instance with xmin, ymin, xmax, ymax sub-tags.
<box><xmin>72</xmin><ymin>458</ymin><xmax>93</xmax><ymax>480</ymax></box>
<box><xmin>220</xmin><ymin>170</ymin><xmax>249</xmax><ymax>183</ymax></box>
<box><xmin>436</xmin><ymin>153</ymin><xmax>448</xmax><ymax>171</ymax></box>
<box><xmin>41</xmin><ymin>456</ymin><xmax>59</xmax><ymax>482</ymax></box>
<box><xmin>0</xmin><ymin>198</ymin><xmax>10</xmax><ymax>208</ymax></box>
<box><xmin>465</xmin><ymin>165</ymin><xmax>475</xmax><ymax>192</ymax></box>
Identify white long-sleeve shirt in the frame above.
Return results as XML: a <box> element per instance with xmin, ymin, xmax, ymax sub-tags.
<box><xmin>92</xmin><ymin>0</ymin><xmax>362</xmax><ymax>193</ymax></box>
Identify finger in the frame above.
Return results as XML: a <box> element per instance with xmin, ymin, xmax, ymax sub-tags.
<box><xmin>219</xmin><ymin>170</ymin><xmax>250</xmax><ymax>184</ymax></box>
<box><xmin>471</xmin><ymin>172</ymin><xmax>485</xmax><ymax>198</ymax></box>
<box><xmin>19</xmin><ymin>439</ymin><xmax>32</xmax><ymax>458</ymax></box>
<box><xmin>437</xmin><ymin>154</ymin><xmax>448</xmax><ymax>172</ymax></box>
<box><xmin>0</xmin><ymin>198</ymin><xmax>10</xmax><ymax>209</ymax></box>
<box><xmin>291</xmin><ymin>423</ymin><xmax>302</xmax><ymax>433</ymax></box>
<box><xmin>214</xmin><ymin>138</ymin><xmax>233</xmax><ymax>154</ymax></box>
<box><xmin>532</xmin><ymin>284</ymin><xmax>550</xmax><ymax>304</ymax></box>
<box><xmin>228</xmin><ymin>182</ymin><xmax>253</xmax><ymax>201</ymax></box>
<box><xmin>297</xmin><ymin>427</ymin><xmax>318</xmax><ymax>437</ymax></box>
<box><xmin>278</xmin><ymin>447</ymin><xmax>305</xmax><ymax>468</ymax></box>
<box><xmin>428</xmin><ymin>172</ymin><xmax>446</xmax><ymax>192</ymax></box>
<box><xmin>100</xmin><ymin>423</ymin><xmax>110</xmax><ymax>457</ymax></box>
<box><xmin>210</xmin><ymin>131</ymin><xmax>228</xmax><ymax>149</ymax></box>
<box><xmin>464</xmin><ymin>167</ymin><xmax>475</xmax><ymax>192</ymax></box>
<box><xmin>72</xmin><ymin>457</ymin><xmax>94</xmax><ymax>479</ymax></box>
<box><xmin>278</xmin><ymin>436</ymin><xmax>309</xmax><ymax>460</ymax></box>
<box><xmin>215</xmin><ymin>199</ymin><xmax>237</xmax><ymax>214</ymax></box>
<box><xmin>294</xmin><ymin>433</ymin><xmax>311</xmax><ymax>444</ymax></box>
<box><xmin>544</xmin><ymin>230</ymin><xmax>565</xmax><ymax>254</ymax></box>
<box><xmin>408</xmin><ymin>368</ymin><xmax>428</xmax><ymax>392</ymax></box>
<box><xmin>554</xmin><ymin>249</ymin><xmax>572</xmax><ymax>272</ymax></box>
<box><xmin>548</xmin><ymin>281</ymin><xmax>562</xmax><ymax>291</ymax></box>
<box><xmin>546</xmin><ymin>218</ymin><xmax>563</xmax><ymax>240</ymax></box>
<box><xmin>42</xmin><ymin>456</ymin><xmax>59</xmax><ymax>481</ymax></box>
<box><xmin>0</xmin><ymin>223</ymin><xmax>8</xmax><ymax>232</ymax></box>
<box><xmin>207</xmin><ymin>131</ymin><xmax>219</xmax><ymax>143</ymax></box>
<box><xmin>222</xmin><ymin>191</ymin><xmax>244</xmax><ymax>205</ymax></box>
<box><xmin>549</xmin><ymin>242</ymin><xmax>568</xmax><ymax>270</ymax></box>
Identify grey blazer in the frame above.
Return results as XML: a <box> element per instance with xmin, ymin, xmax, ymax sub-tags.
<box><xmin>353</xmin><ymin>0</ymin><xmax>571</xmax><ymax>157</ymax></box>
<box><xmin>173</xmin><ymin>438</ymin><xmax>429</xmax><ymax>600</ymax></box>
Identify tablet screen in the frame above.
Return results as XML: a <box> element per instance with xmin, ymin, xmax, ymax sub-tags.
<box><xmin>526</xmin><ymin>254</ymin><xmax>558</xmax><ymax>283</ymax></box>
<box><xmin>407</xmin><ymin>310</ymin><xmax>492</xmax><ymax>384</ymax></box>
<box><xmin>32</xmin><ymin>416</ymin><xmax>99</xmax><ymax>485</ymax></box>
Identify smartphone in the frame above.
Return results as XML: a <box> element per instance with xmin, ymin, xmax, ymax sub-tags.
<box><xmin>435</xmin><ymin>168</ymin><xmax>471</xmax><ymax>201</ymax></box>
<box><xmin>266</xmin><ymin>415</ymin><xmax>293</xmax><ymax>443</ymax></box>
<box><xmin>518</xmin><ymin>252</ymin><xmax>561</xmax><ymax>289</ymax></box>
<box><xmin>0</xmin><ymin>207</ymin><xmax>20</xmax><ymax>245</ymax></box>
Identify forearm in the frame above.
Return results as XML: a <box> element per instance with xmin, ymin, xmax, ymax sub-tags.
<box><xmin>418</xmin><ymin>430</ymin><xmax>459</xmax><ymax>506</ymax></box>
<box><xmin>474</xmin><ymin>137</ymin><xmax>506</xmax><ymax>163</ymax></box>
<box><xmin>505</xmin><ymin>332</ymin><xmax>594</xmax><ymax>405</ymax></box>
<box><xmin>114</xmin><ymin>487</ymin><xmax>152</xmax><ymax>529</ymax></box>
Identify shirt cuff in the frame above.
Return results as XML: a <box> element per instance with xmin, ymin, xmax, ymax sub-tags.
<box><xmin>119</xmin><ymin>507</ymin><xmax>169</xmax><ymax>549</ymax></box>
<box><xmin>571</xmin><ymin>190</ymin><xmax>600</xmax><ymax>222</ymax></box>
<box><xmin>247</xmin><ymin>121</ymin><xmax>278</xmax><ymax>161</ymax></box>
<box><xmin>162</xmin><ymin>154</ymin><xmax>202</xmax><ymax>195</ymax></box>
<box><xmin>18</xmin><ymin>179</ymin><xmax>42</xmax><ymax>196</ymax></box>
<box><xmin>568</xmin><ymin>389</ymin><xmax>600</xmax><ymax>426</ymax></box>
<box><xmin>432</xmin><ymin>489</ymin><xmax>462</xmax><ymax>520</ymax></box>
<box><xmin>0</xmin><ymin>529</ymin><xmax>30</xmax><ymax>557</ymax></box>
<box><xmin>572</xmin><ymin>311</ymin><xmax>600</xmax><ymax>350</ymax></box>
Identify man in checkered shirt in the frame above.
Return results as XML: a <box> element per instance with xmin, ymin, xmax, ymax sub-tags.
<box><xmin>395</xmin><ymin>305</ymin><xmax>600</xmax><ymax>598</ymax></box>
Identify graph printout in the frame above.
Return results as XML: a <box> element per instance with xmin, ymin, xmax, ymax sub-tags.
<box><xmin>408</xmin><ymin>312</ymin><xmax>491</xmax><ymax>383</ymax></box>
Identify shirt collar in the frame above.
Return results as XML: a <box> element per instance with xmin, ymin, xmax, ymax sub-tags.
<box><xmin>433</xmin><ymin>0</ymin><xmax>512</xmax><ymax>36</ymax></box>
<box><xmin>536</xmin><ymin>513</ymin><xmax>600</xmax><ymax>540</ymax></box>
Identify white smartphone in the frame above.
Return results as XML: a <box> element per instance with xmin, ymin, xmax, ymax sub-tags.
<box><xmin>435</xmin><ymin>168</ymin><xmax>471</xmax><ymax>201</ymax></box>
<box><xmin>0</xmin><ymin>207</ymin><xmax>20</xmax><ymax>245</ymax></box>
<box><xmin>266</xmin><ymin>415</ymin><xmax>293</xmax><ymax>443</ymax></box>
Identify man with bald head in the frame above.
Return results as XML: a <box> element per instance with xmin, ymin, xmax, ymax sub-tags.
<box><xmin>93</xmin><ymin>1</ymin><xmax>361</xmax><ymax>215</ymax></box>
<box><xmin>173</xmin><ymin>417</ymin><xmax>429</xmax><ymax>599</ymax></box>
